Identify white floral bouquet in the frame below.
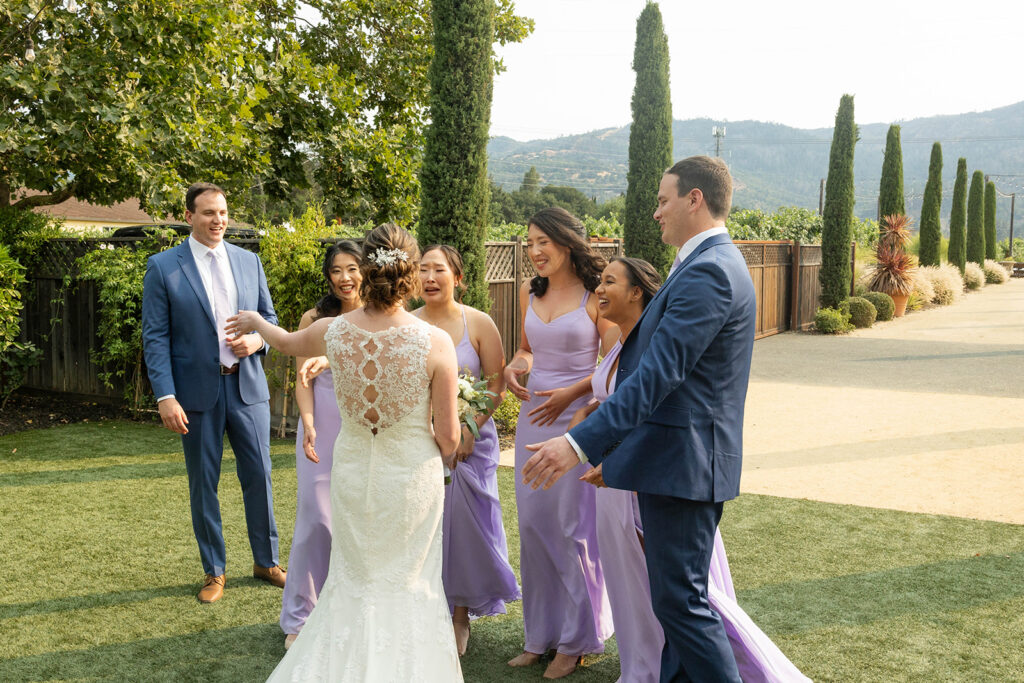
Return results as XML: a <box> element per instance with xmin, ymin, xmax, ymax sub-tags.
<box><xmin>445</xmin><ymin>372</ymin><xmax>497</xmax><ymax>485</ymax></box>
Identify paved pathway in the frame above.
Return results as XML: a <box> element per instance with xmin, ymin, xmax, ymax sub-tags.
<box><xmin>502</xmin><ymin>278</ymin><xmax>1024</xmax><ymax>524</ymax></box>
<box><xmin>742</xmin><ymin>278</ymin><xmax>1024</xmax><ymax>523</ymax></box>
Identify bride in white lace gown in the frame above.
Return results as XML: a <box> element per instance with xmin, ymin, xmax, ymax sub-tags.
<box><xmin>228</xmin><ymin>224</ymin><xmax>463</xmax><ymax>682</ymax></box>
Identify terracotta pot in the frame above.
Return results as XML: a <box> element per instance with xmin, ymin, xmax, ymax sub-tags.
<box><xmin>890</xmin><ymin>293</ymin><xmax>909</xmax><ymax>317</ymax></box>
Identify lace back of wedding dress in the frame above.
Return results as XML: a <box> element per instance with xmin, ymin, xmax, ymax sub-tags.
<box><xmin>325</xmin><ymin>317</ymin><xmax>431</xmax><ymax>434</ymax></box>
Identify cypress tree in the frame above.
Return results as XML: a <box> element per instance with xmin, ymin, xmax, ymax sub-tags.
<box><xmin>878</xmin><ymin>124</ymin><xmax>905</xmax><ymax>219</ymax></box>
<box><xmin>820</xmin><ymin>94</ymin><xmax>857</xmax><ymax>309</ymax></box>
<box><xmin>918</xmin><ymin>142</ymin><xmax>943</xmax><ymax>267</ymax></box>
<box><xmin>419</xmin><ymin>0</ymin><xmax>493</xmax><ymax>310</ymax></box>
<box><xmin>984</xmin><ymin>180</ymin><xmax>997</xmax><ymax>260</ymax></box>
<box><xmin>947</xmin><ymin>158</ymin><xmax>968</xmax><ymax>273</ymax></box>
<box><xmin>625</xmin><ymin>2</ymin><xmax>674</xmax><ymax>274</ymax></box>
<box><xmin>966</xmin><ymin>170</ymin><xmax>986</xmax><ymax>267</ymax></box>
<box><xmin>521</xmin><ymin>166</ymin><xmax>541</xmax><ymax>194</ymax></box>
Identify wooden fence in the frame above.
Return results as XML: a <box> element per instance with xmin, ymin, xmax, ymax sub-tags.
<box><xmin>16</xmin><ymin>237</ymin><xmax>836</xmax><ymax>423</ymax></box>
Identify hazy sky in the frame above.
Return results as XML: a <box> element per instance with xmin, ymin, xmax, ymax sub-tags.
<box><xmin>491</xmin><ymin>0</ymin><xmax>1024</xmax><ymax>141</ymax></box>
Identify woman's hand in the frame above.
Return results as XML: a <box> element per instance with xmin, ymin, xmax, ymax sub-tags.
<box><xmin>225</xmin><ymin>310</ymin><xmax>264</xmax><ymax>339</ymax></box>
<box><xmin>567</xmin><ymin>402</ymin><xmax>598</xmax><ymax>431</ymax></box>
<box><xmin>527</xmin><ymin>385</ymin><xmax>577</xmax><ymax>426</ymax></box>
<box><xmin>579</xmin><ymin>463</ymin><xmax>606</xmax><ymax>488</ymax></box>
<box><xmin>299</xmin><ymin>356</ymin><xmax>330</xmax><ymax>388</ymax></box>
<box><xmin>455</xmin><ymin>425</ymin><xmax>475</xmax><ymax>462</ymax></box>
<box><xmin>302</xmin><ymin>421</ymin><xmax>319</xmax><ymax>463</ymax></box>
<box><xmin>503</xmin><ymin>362</ymin><xmax>530</xmax><ymax>401</ymax></box>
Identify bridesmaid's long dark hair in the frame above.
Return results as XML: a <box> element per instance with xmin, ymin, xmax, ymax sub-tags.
<box><xmin>313</xmin><ymin>240</ymin><xmax>362</xmax><ymax>320</ymax></box>
<box><xmin>527</xmin><ymin>207</ymin><xmax>605</xmax><ymax>297</ymax></box>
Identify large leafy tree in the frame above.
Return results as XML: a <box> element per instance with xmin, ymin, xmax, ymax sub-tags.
<box><xmin>303</xmin><ymin>0</ymin><xmax>531</xmax><ymax>226</ymax></box>
<box><xmin>820</xmin><ymin>94</ymin><xmax>857</xmax><ymax>309</ymax></box>
<box><xmin>418</xmin><ymin>0</ymin><xmax>495</xmax><ymax>310</ymax></box>
<box><xmin>966</xmin><ymin>170</ymin><xmax>985</xmax><ymax>267</ymax></box>
<box><xmin>984</xmin><ymin>180</ymin><xmax>997</xmax><ymax>260</ymax></box>
<box><xmin>0</xmin><ymin>0</ymin><xmax>334</xmax><ymax>216</ymax></box>
<box><xmin>918</xmin><ymin>142</ymin><xmax>943</xmax><ymax>267</ymax></box>
<box><xmin>1</xmin><ymin>1</ymin><xmax>532</xmax><ymax>224</ymax></box>
<box><xmin>947</xmin><ymin>158</ymin><xmax>968</xmax><ymax>272</ymax></box>
<box><xmin>625</xmin><ymin>1</ymin><xmax>673</xmax><ymax>275</ymax></box>
<box><xmin>878</xmin><ymin>124</ymin><xmax>905</xmax><ymax>220</ymax></box>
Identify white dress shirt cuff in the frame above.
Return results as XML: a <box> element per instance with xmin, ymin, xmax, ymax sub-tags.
<box><xmin>156</xmin><ymin>394</ymin><xmax>175</xmax><ymax>403</ymax></box>
<box><xmin>563</xmin><ymin>433</ymin><xmax>588</xmax><ymax>465</ymax></box>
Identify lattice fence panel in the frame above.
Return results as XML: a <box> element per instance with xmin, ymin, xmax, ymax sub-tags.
<box><xmin>485</xmin><ymin>243</ymin><xmax>516</xmax><ymax>281</ymax></box>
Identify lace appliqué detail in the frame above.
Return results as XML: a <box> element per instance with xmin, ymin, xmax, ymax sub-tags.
<box><xmin>325</xmin><ymin>316</ymin><xmax>431</xmax><ymax>434</ymax></box>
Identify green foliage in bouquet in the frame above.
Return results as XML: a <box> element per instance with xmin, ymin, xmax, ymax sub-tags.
<box><xmin>457</xmin><ymin>373</ymin><xmax>498</xmax><ymax>439</ymax></box>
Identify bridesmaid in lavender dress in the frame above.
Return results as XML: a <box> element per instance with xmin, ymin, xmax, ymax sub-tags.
<box><xmin>575</xmin><ymin>257</ymin><xmax>810</xmax><ymax>683</ymax></box>
<box><xmin>414</xmin><ymin>245</ymin><xmax>521</xmax><ymax>657</ymax></box>
<box><xmin>279</xmin><ymin>241</ymin><xmax>363</xmax><ymax>650</ymax></box>
<box><xmin>504</xmin><ymin>208</ymin><xmax>615</xmax><ymax>679</ymax></box>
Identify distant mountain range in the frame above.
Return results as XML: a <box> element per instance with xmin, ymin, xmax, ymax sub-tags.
<box><xmin>487</xmin><ymin>101</ymin><xmax>1024</xmax><ymax>239</ymax></box>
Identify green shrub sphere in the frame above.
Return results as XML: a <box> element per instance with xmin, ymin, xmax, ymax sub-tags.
<box><xmin>845</xmin><ymin>296</ymin><xmax>877</xmax><ymax>328</ymax></box>
<box><xmin>862</xmin><ymin>291</ymin><xmax>895</xmax><ymax>321</ymax></box>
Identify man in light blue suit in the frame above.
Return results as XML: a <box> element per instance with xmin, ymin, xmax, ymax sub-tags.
<box><xmin>142</xmin><ymin>183</ymin><xmax>286</xmax><ymax>603</ymax></box>
<box><xmin>523</xmin><ymin>156</ymin><xmax>755</xmax><ymax>682</ymax></box>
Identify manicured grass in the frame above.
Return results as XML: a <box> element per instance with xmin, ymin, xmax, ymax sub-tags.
<box><xmin>2</xmin><ymin>421</ymin><xmax>1022</xmax><ymax>681</ymax></box>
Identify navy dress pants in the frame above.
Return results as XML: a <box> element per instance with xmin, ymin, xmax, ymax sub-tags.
<box><xmin>180</xmin><ymin>372</ymin><xmax>279</xmax><ymax>577</ymax></box>
<box><xmin>637</xmin><ymin>493</ymin><xmax>740</xmax><ymax>683</ymax></box>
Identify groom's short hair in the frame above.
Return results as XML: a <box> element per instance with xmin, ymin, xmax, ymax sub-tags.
<box><xmin>185</xmin><ymin>182</ymin><xmax>227</xmax><ymax>213</ymax></box>
<box><xmin>666</xmin><ymin>156</ymin><xmax>733</xmax><ymax>220</ymax></box>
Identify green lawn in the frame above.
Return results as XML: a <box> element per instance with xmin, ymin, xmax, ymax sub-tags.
<box><xmin>2</xmin><ymin>421</ymin><xmax>1022</xmax><ymax>682</ymax></box>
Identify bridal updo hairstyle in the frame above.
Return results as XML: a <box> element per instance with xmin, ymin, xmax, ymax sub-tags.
<box><xmin>313</xmin><ymin>240</ymin><xmax>362</xmax><ymax>320</ymax></box>
<box><xmin>360</xmin><ymin>223</ymin><xmax>421</xmax><ymax>310</ymax></box>
<box><xmin>609</xmin><ymin>256</ymin><xmax>662</xmax><ymax>308</ymax></box>
<box><xmin>527</xmin><ymin>207</ymin><xmax>606</xmax><ymax>297</ymax></box>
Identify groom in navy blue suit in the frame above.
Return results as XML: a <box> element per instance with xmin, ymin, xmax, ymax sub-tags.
<box><xmin>523</xmin><ymin>156</ymin><xmax>755</xmax><ymax>682</ymax></box>
<box><xmin>142</xmin><ymin>183</ymin><xmax>285</xmax><ymax>603</ymax></box>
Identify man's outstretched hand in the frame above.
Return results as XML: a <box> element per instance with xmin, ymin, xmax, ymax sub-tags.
<box><xmin>522</xmin><ymin>436</ymin><xmax>581</xmax><ymax>490</ymax></box>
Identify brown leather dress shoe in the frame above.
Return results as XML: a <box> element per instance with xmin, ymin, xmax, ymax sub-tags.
<box><xmin>253</xmin><ymin>564</ymin><xmax>286</xmax><ymax>588</ymax></box>
<box><xmin>197</xmin><ymin>574</ymin><xmax>225</xmax><ymax>603</ymax></box>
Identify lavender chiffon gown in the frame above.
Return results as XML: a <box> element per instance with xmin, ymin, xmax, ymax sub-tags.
<box><xmin>592</xmin><ymin>341</ymin><xmax>809</xmax><ymax>683</ymax></box>
<box><xmin>443</xmin><ymin>306</ymin><xmax>521</xmax><ymax>616</ymax></box>
<box><xmin>514</xmin><ymin>292</ymin><xmax>613</xmax><ymax>656</ymax></box>
<box><xmin>279</xmin><ymin>370</ymin><xmax>339</xmax><ymax>635</ymax></box>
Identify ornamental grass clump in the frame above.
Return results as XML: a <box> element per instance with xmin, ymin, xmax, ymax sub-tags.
<box><xmin>983</xmin><ymin>259</ymin><xmax>1009</xmax><ymax>284</ymax></box>
<box><xmin>862</xmin><ymin>291</ymin><xmax>895</xmax><ymax>321</ymax></box>
<box><xmin>919</xmin><ymin>264</ymin><xmax>964</xmax><ymax>305</ymax></box>
<box><xmin>814</xmin><ymin>306</ymin><xmax>854</xmax><ymax>334</ymax></box>
<box><xmin>963</xmin><ymin>262</ymin><xmax>985</xmax><ymax>291</ymax></box>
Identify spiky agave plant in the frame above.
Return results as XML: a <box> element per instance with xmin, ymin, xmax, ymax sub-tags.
<box><xmin>869</xmin><ymin>243</ymin><xmax>916</xmax><ymax>295</ymax></box>
<box><xmin>879</xmin><ymin>214</ymin><xmax>912</xmax><ymax>252</ymax></box>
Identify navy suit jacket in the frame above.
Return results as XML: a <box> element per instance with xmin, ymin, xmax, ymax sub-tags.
<box><xmin>141</xmin><ymin>240</ymin><xmax>277</xmax><ymax>412</ymax></box>
<box><xmin>569</xmin><ymin>233</ymin><xmax>756</xmax><ymax>502</ymax></box>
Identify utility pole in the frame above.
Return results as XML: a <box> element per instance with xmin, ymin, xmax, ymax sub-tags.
<box><xmin>1010</xmin><ymin>193</ymin><xmax>1016</xmax><ymax>258</ymax></box>
<box><xmin>712</xmin><ymin>126</ymin><xmax>726</xmax><ymax>157</ymax></box>
<box><xmin>818</xmin><ymin>178</ymin><xmax>825</xmax><ymax>215</ymax></box>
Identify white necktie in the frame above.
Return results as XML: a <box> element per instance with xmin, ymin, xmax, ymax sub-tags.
<box><xmin>209</xmin><ymin>251</ymin><xmax>237</xmax><ymax>368</ymax></box>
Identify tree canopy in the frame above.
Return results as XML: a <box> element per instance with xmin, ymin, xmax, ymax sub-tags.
<box><xmin>0</xmin><ymin>0</ymin><xmax>532</xmax><ymax>224</ymax></box>
<box><xmin>820</xmin><ymin>94</ymin><xmax>857</xmax><ymax>309</ymax></box>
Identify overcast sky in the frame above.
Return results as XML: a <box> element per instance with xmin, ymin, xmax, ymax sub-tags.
<box><xmin>490</xmin><ymin>0</ymin><xmax>1024</xmax><ymax>141</ymax></box>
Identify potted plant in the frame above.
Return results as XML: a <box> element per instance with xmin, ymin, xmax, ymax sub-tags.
<box><xmin>868</xmin><ymin>214</ymin><xmax>916</xmax><ymax>316</ymax></box>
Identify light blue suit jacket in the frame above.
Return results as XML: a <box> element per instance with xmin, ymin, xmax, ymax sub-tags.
<box><xmin>141</xmin><ymin>240</ymin><xmax>277</xmax><ymax>412</ymax></box>
<box><xmin>569</xmin><ymin>233</ymin><xmax>756</xmax><ymax>502</ymax></box>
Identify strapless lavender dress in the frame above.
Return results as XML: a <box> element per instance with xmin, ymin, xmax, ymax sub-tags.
<box><xmin>514</xmin><ymin>292</ymin><xmax>613</xmax><ymax>656</ymax></box>
<box><xmin>280</xmin><ymin>369</ymin><xmax>340</xmax><ymax>635</ymax></box>
<box><xmin>591</xmin><ymin>341</ymin><xmax>809</xmax><ymax>682</ymax></box>
<box><xmin>442</xmin><ymin>307</ymin><xmax>521</xmax><ymax>616</ymax></box>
